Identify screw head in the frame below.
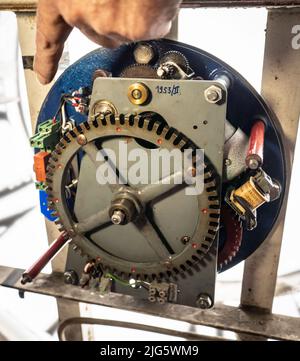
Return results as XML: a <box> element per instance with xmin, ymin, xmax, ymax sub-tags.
<box><xmin>128</xmin><ymin>82</ymin><xmax>149</xmax><ymax>105</ymax></box>
<box><xmin>181</xmin><ymin>236</ymin><xmax>191</xmax><ymax>245</ymax></box>
<box><xmin>248</xmin><ymin>158</ymin><xmax>259</xmax><ymax>170</ymax></box>
<box><xmin>77</xmin><ymin>134</ymin><xmax>87</xmax><ymax>146</ymax></box>
<box><xmin>132</xmin><ymin>89</ymin><xmax>142</xmax><ymax>100</ymax></box>
<box><xmin>196</xmin><ymin>294</ymin><xmax>213</xmax><ymax>309</ymax></box>
<box><xmin>64</xmin><ymin>270</ymin><xmax>79</xmax><ymax>285</ymax></box>
<box><xmin>68</xmin><ymin>228</ymin><xmax>76</xmax><ymax>237</ymax></box>
<box><xmin>111</xmin><ymin>210</ymin><xmax>126</xmax><ymax>225</ymax></box>
<box><xmin>204</xmin><ymin>85</ymin><xmax>223</xmax><ymax>104</ymax></box>
<box><xmin>224</xmin><ymin>158</ymin><xmax>232</xmax><ymax>166</ymax></box>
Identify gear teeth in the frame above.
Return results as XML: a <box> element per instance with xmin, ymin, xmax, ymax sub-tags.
<box><xmin>46</xmin><ymin>172</ymin><xmax>54</xmax><ymax>178</ymax></box>
<box><xmin>218</xmin><ymin>208</ymin><xmax>243</xmax><ymax>270</ymax></box>
<box><xmin>45</xmin><ymin>111</ymin><xmax>220</xmax><ymax>280</ymax></box>
<box><xmin>205</xmin><ymin>182</ymin><xmax>217</xmax><ymax>191</ymax></box>
<box><xmin>68</xmin><ymin>129</ymin><xmax>77</xmax><ymax>139</ymax></box>
<box><xmin>164</xmin><ymin>127</ymin><xmax>175</xmax><ymax>141</ymax></box>
<box><xmin>126</xmin><ymin>114</ymin><xmax>135</xmax><ymax>127</ymax></box>
<box><xmin>138</xmin><ymin>117</ymin><xmax>145</xmax><ymax>128</ymax></box>
<box><xmin>59</xmin><ymin>139</ymin><xmax>69</xmax><ymax>148</ymax></box>
<box><xmin>63</xmin><ymin>134</ymin><xmax>71</xmax><ymax>143</ymax></box>
<box><xmin>47</xmin><ymin>163</ymin><xmax>56</xmax><ymax>171</ymax></box>
<box><xmin>209</xmin><ymin>200</ymin><xmax>220</xmax><ymax>207</ymax></box>
<box><xmin>160</xmin><ymin>51</ymin><xmax>189</xmax><ymax>72</ymax></box>
<box><xmin>120</xmin><ymin>64</ymin><xmax>158</xmax><ymax>79</ymax></box>
<box><xmin>54</xmin><ymin>218</ymin><xmax>61</xmax><ymax>225</ymax></box>
<box><xmin>54</xmin><ymin>144</ymin><xmax>63</xmax><ymax>154</ymax></box>
<box><xmin>172</xmin><ymin>133</ymin><xmax>183</xmax><ymax>146</ymax></box>
<box><xmin>123</xmin><ymin>114</ymin><xmax>132</xmax><ymax>126</ymax></box>
<box><xmin>93</xmin><ymin>117</ymin><xmax>100</xmax><ymax>127</ymax></box>
<box><xmin>156</xmin><ymin>122</ymin><xmax>167</xmax><ymax>136</ymax></box>
<box><xmin>204</xmin><ymin>171</ymin><xmax>214</xmax><ymax>180</ymax></box>
<box><xmin>207</xmin><ymin>189</ymin><xmax>218</xmax><ymax>197</ymax></box>
<box><xmin>105</xmin><ymin>113</ymin><xmax>116</xmax><ymax>125</ymax></box>
<box><xmin>178</xmin><ymin>139</ymin><xmax>188</xmax><ymax>150</ymax></box>
<box><xmin>82</xmin><ymin>121</ymin><xmax>90</xmax><ymax>130</ymax></box>
<box><xmin>50</xmin><ymin>152</ymin><xmax>59</xmax><ymax>161</ymax></box>
<box><xmin>119</xmin><ymin>114</ymin><xmax>125</xmax><ymax>125</ymax></box>
<box><xmin>70</xmin><ymin>128</ymin><xmax>81</xmax><ymax>138</ymax></box>
<box><xmin>75</xmin><ymin>124</ymin><xmax>83</xmax><ymax>133</ymax></box>
<box><xmin>57</xmin><ymin>141</ymin><xmax>66</xmax><ymax>149</ymax></box>
<box><xmin>45</xmin><ymin>177</ymin><xmax>53</xmax><ymax>185</ymax></box>
<box><xmin>146</xmin><ymin>119</ymin><xmax>154</xmax><ymax>131</ymax></box>
<box><xmin>208</xmin><ymin>227</ymin><xmax>218</xmax><ymax>236</ymax></box>
<box><xmin>48</xmin><ymin>158</ymin><xmax>57</xmax><ymax>167</ymax></box>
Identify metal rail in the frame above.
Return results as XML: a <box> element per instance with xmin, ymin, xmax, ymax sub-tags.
<box><xmin>1</xmin><ymin>265</ymin><xmax>300</xmax><ymax>341</ymax></box>
<box><xmin>1</xmin><ymin>0</ymin><xmax>300</xmax><ymax>12</ymax></box>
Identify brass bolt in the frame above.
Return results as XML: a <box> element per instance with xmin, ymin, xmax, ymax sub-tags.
<box><xmin>128</xmin><ymin>82</ymin><xmax>149</xmax><ymax>105</ymax></box>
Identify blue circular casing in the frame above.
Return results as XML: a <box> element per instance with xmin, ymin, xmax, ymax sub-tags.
<box><xmin>37</xmin><ymin>39</ymin><xmax>286</xmax><ymax>272</ymax></box>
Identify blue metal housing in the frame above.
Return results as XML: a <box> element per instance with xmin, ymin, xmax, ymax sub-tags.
<box><xmin>37</xmin><ymin>39</ymin><xmax>286</xmax><ymax>272</ymax></box>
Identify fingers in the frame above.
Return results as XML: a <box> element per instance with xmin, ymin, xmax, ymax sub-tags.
<box><xmin>76</xmin><ymin>23</ymin><xmax>123</xmax><ymax>49</ymax></box>
<box><xmin>34</xmin><ymin>0</ymin><xmax>72</xmax><ymax>84</ymax></box>
<box><xmin>34</xmin><ymin>0</ymin><xmax>183</xmax><ymax>85</ymax></box>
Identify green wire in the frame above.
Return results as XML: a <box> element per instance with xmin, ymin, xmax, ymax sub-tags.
<box><xmin>105</xmin><ymin>273</ymin><xmax>134</xmax><ymax>287</ymax></box>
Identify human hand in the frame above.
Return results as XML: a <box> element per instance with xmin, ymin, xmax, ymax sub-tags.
<box><xmin>34</xmin><ymin>0</ymin><xmax>182</xmax><ymax>84</ymax></box>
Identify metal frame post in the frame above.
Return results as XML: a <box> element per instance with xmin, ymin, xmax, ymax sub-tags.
<box><xmin>241</xmin><ymin>7</ymin><xmax>300</xmax><ymax>312</ymax></box>
<box><xmin>15</xmin><ymin>11</ymin><xmax>84</xmax><ymax>340</ymax></box>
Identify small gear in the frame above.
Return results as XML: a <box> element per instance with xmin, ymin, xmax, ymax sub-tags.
<box><xmin>120</xmin><ymin>64</ymin><xmax>159</xmax><ymax>79</ymax></box>
<box><xmin>218</xmin><ymin>206</ymin><xmax>243</xmax><ymax>270</ymax></box>
<box><xmin>159</xmin><ymin>51</ymin><xmax>190</xmax><ymax>73</ymax></box>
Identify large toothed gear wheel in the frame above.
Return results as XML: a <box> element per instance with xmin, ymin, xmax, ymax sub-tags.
<box><xmin>46</xmin><ymin>114</ymin><xmax>220</xmax><ymax>281</ymax></box>
<box><xmin>120</xmin><ymin>64</ymin><xmax>159</xmax><ymax>79</ymax></box>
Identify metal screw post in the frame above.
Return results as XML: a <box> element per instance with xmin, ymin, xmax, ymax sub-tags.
<box><xmin>64</xmin><ymin>270</ymin><xmax>79</xmax><ymax>285</ymax></box>
<box><xmin>204</xmin><ymin>85</ymin><xmax>223</xmax><ymax>104</ymax></box>
<box><xmin>196</xmin><ymin>294</ymin><xmax>213</xmax><ymax>309</ymax></box>
<box><xmin>111</xmin><ymin>210</ymin><xmax>126</xmax><ymax>225</ymax></box>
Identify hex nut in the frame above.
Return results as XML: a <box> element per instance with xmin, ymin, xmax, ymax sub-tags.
<box><xmin>196</xmin><ymin>294</ymin><xmax>213</xmax><ymax>309</ymax></box>
<box><xmin>204</xmin><ymin>85</ymin><xmax>223</xmax><ymax>104</ymax></box>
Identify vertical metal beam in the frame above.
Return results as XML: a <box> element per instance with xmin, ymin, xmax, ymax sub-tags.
<box><xmin>15</xmin><ymin>12</ymin><xmax>84</xmax><ymax>339</ymax></box>
<box><xmin>241</xmin><ymin>8</ymin><xmax>300</xmax><ymax>312</ymax></box>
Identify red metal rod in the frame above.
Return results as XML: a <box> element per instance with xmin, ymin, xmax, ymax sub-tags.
<box><xmin>21</xmin><ymin>232</ymin><xmax>70</xmax><ymax>284</ymax></box>
<box><xmin>246</xmin><ymin>120</ymin><xmax>265</xmax><ymax>169</ymax></box>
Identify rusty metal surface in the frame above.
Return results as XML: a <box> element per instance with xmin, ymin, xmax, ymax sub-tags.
<box><xmin>1</xmin><ymin>0</ymin><xmax>300</xmax><ymax>12</ymax></box>
<box><xmin>1</xmin><ymin>265</ymin><xmax>300</xmax><ymax>341</ymax></box>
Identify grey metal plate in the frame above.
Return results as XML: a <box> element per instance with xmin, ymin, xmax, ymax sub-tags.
<box><xmin>90</xmin><ymin>78</ymin><xmax>226</xmax><ymax>175</ymax></box>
